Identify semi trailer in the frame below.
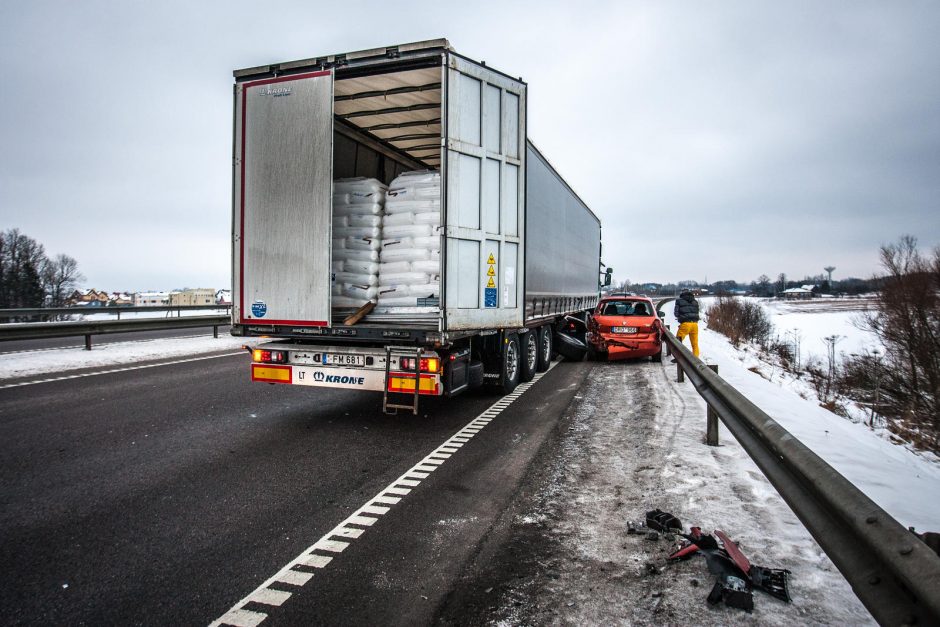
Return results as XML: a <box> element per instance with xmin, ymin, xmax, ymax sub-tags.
<box><xmin>231</xmin><ymin>39</ymin><xmax>608</xmax><ymax>413</ymax></box>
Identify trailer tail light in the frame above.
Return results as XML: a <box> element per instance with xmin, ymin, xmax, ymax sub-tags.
<box><xmin>399</xmin><ymin>357</ymin><xmax>441</xmax><ymax>373</ymax></box>
<box><xmin>252</xmin><ymin>349</ymin><xmax>287</xmax><ymax>364</ymax></box>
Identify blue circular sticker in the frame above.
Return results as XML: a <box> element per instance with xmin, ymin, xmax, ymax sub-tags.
<box><xmin>251</xmin><ymin>301</ymin><xmax>267</xmax><ymax>317</ymax></box>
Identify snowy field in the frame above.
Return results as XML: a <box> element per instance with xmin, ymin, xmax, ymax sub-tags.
<box><xmin>757</xmin><ymin>297</ymin><xmax>880</xmax><ymax>364</ymax></box>
<box><xmin>74</xmin><ymin>307</ymin><xmax>230</xmax><ymax>321</ymax></box>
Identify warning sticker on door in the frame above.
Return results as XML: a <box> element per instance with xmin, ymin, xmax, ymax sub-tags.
<box><xmin>484</xmin><ymin>251</ymin><xmax>497</xmax><ymax>308</ymax></box>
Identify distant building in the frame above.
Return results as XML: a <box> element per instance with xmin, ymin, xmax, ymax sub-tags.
<box><xmin>68</xmin><ymin>289</ymin><xmax>109</xmax><ymax>307</ymax></box>
<box><xmin>135</xmin><ymin>291</ymin><xmax>170</xmax><ymax>306</ymax></box>
<box><xmin>780</xmin><ymin>285</ymin><xmax>817</xmax><ymax>300</ymax></box>
<box><xmin>109</xmin><ymin>292</ymin><xmax>133</xmax><ymax>306</ymax></box>
<box><xmin>169</xmin><ymin>288</ymin><xmax>217</xmax><ymax>307</ymax></box>
<box><xmin>216</xmin><ymin>289</ymin><xmax>232</xmax><ymax>305</ymax></box>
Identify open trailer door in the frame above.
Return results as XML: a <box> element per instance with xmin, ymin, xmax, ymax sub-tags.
<box><xmin>442</xmin><ymin>54</ymin><xmax>527</xmax><ymax>331</ymax></box>
<box><xmin>234</xmin><ymin>70</ymin><xmax>334</xmax><ymax>328</ymax></box>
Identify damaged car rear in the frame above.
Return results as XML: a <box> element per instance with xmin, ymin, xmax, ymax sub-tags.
<box><xmin>587</xmin><ymin>295</ymin><xmax>664</xmax><ymax>362</ymax></box>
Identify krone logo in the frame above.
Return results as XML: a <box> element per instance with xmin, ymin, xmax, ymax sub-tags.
<box><xmin>258</xmin><ymin>85</ymin><xmax>292</xmax><ymax>97</ymax></box>
<box><xmin>313</xmin><ymin>371</ymin><xmax>325</xmax><ymax>382</ymax></box>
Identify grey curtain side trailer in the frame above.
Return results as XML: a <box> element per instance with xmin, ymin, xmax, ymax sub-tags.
<box><xmin>231</xmin><ymin>40</ymin><xmax>603</xmax><ymax>412</ymax></box>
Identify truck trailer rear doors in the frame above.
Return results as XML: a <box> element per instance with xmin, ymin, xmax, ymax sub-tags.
<box><xmin>443</xmin><ymin>55</ymin><xmax>527</xmax><ymax>331</ymax></box>
<box><xmin>234</xmin><ymin>70</ymin><xmax>334</xmax><ymax>327</ymax></box>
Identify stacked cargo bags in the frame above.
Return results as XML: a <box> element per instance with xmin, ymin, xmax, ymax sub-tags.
<box><xmin>331</xmin><ymin>178</ymin><xmax>386</xmax><ymax>307</ymax></box>
<box><xmin>378</xmin><ymin>170</ymin><xmax>441</xmax><ymax>307</ymax></box>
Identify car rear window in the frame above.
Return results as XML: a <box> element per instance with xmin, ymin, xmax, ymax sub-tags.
<box><xmin>600</xmin><ymin>301</ymin><xmax>651</xmax><ymax>316</ymax></box>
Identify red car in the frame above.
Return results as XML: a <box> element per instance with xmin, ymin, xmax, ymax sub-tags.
<box><xmin>587</xmin><ymin>295</ymin><xmax>664</xmax><ymax>361</ymax></box>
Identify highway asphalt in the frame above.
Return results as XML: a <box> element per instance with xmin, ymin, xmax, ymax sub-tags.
<box><xmin>0</xmin><ymin>350</ymin><xmax>590</xmax><ymax>626</ymax></box>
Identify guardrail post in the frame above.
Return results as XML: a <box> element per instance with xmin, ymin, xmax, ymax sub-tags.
<box><xmin>84</xmin><ymin>334</ymin><xmax>92</xmax><ymax>351</ymax></box>
<box><xmin>676</xmin><ymin>362</ymin><xmax>684</xmax><ymax>383</ymax></box>
<box><xmin>213</xmin><ymin>325</ymin><xmax>219</xmax><ymax>339</ymax></box>
<box><xmin>665</xmin><ymin>324</ymin><xmax>672</xmax><ymax>356</ymax></box>
<box><xmin>706</xmin><ymin>364</ymin><xmax>719</xmax><ymax>445</ymax></box>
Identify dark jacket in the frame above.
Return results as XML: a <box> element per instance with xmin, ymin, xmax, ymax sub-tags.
<box><xmin>674</xmin><ymin>292</ymin><xmax>700</xmax><ymax>323</ymax></box>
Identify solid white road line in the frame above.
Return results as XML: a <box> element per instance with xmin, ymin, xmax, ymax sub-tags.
<box><xmin>209</xmin><ymin>360</ymin><xmax>559</xmax><ymax>627</ymax></box>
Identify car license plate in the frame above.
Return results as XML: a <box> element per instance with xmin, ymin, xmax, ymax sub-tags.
<box><xmin>612</xmin><ymin>326</ymin><xmax>637</xmax><ymax>334</ymax></box>
<box><xmin>324</xmin><ymin>353</ymin><xmax>364</xmax><ymax>367</ymax></box>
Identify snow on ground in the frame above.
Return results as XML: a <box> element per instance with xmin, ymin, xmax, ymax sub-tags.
<box><xmin>0</xmin><ymin>334</ymin><xmax>257</xmax><ymax>380</ymax></box>
<box><xmin>690</xmin><ymin>307</ymin><xmax>940</xmax><ymax>532</ymax></box>
<box><xmin>757</xmin><ymin>297</ymin><xmax>880</xmax><ymax>364</ymax></box>
<box><xmin>74</xmin><ymin>308</ymin><xmax>229</xmax><ymax>321</ymax></box>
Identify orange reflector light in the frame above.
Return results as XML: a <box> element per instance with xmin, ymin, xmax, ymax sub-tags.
<box><xmin>387</xmin><ymin>374</ymin><xmax>439</xmax><ymax>394</ymax></box>
<box><xmin>252</xmin><ymin>364</ymin><xmax>291</xmax><ymax>383</ymax></box>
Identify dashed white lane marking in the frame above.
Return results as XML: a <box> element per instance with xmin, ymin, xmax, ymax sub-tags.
<box><xmin>209</xmin><ymin>360</ymin><xmax>560</xmax><ymax>627</ymax></box>
<box><xmin>0</xmin><ymin>352</ymin><xmax>245</xmax><ymax>390</ymax></box>
<box><xmin>220</xmin><ymin>608</ymin><xmax>266</xmax><ymax>627</ymax></box>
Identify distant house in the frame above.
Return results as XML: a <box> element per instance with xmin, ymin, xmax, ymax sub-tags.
<box><xmin>69</xmin><ymin>289</ymin><xmax>109</xmax><ymax>307</ymax></box>
<box><xmin>109</xmin><ymin>292</ymin><xmax>133</xmax><ymax>306</ymax></box>
<box><xmin>135</xmin><ymin>291</ymin><xmax>170</xmax><ymax>307</ymax></box>
<box><xmin>216</xmin><ymin>289</ymin><xmax>231</xmax><ymax>305</ymax></box>
<box><xmin>169</xmin><ymin>288</ymin><xmax>217</xmax><ymax>307</ymax></box>
<box><xmin>780</xmin><ymin>284</ymin><xmax>817</xmax><ymax>300</ymax></box>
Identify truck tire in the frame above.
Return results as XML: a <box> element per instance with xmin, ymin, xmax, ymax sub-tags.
<box><xmin>499</xmin><ymin>333</ymin><xmax>521</xmax><ymax>394</ymax></box>
<box><xmin>651</xmin><ymin>347</ymin><xmax>663</xmax><ymax>363</ymax></box>
<box><xmin>536</xmin><ymin>325</ymin><xmax>553</xmax><ymax>372</ymax></box>
<box><xmin>520</xmin><ymin>330</ymin><xmax>538</xmax><ymax>382</ymax></box>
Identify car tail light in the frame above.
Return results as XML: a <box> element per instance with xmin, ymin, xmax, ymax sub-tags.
<box><xmin>399</xmin><ymin>357</ymin><xmax>441</xmax><ymax>373</ymax></box>
<box><xmin>253</xmin><ymin>349</ymin><xmax>287</xmax><ymax>364</ymax></box>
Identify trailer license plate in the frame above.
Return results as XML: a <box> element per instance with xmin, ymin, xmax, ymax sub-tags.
<box><xmin>324</xmin><ymin>353</ymin><xmax>364</xmax><ymax>367</ymax></box>
<box><xmin>613</xmin><ymin>326</ymin><xmax>637</xmax><ymax>334</ymax></box>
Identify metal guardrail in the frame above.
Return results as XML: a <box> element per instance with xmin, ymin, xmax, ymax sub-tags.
<box><xmin>0</xmin><ymin>305</ymin><xmax>232</xmax><ymax>321</ymax></box>
<box><xmin>655</xmin><ymin>301</ymin><xmax>940</xmax><ymax>625</ymax></box>
<box><xmin>0</xmin><ymin>316</ymin><xmax>230</xmax><ymax>350</ymax></box>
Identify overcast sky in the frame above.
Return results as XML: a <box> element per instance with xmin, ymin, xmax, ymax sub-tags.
<box><xmin>1</xmin><ymin>1</ymin><xmax>938</xmax><ymax>290</ymax></box>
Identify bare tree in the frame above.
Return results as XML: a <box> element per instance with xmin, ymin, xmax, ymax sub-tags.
<box><xmin>42</xmin><ymin>254</ymin><xmax>85</xmax><ymax>308</ymax></box>
<box><xmin>855</xmin><ymin>235</ymin><xmax>940</xmax><ymax>451</ymax></box>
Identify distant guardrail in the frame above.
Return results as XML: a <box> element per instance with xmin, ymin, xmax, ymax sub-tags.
<box><xmin>655</xmin><ymin>299</ymin><xmax>940</xmax><ymax>625</ymax></box>
<box><xmin>0</xmin><ymin>305</ymin><xmax>232</xmax><ymax>322</ymax></box>
<box><xmin>0</xmin><ymin>315</ymin><xmax>230</xmax><ymax>350</ymax></box>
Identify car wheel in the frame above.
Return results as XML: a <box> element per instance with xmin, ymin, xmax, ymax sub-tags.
<box><xmin>536</xmin><ymin>326</ymin><xmax>553</xmax><ymax>372</ymax></box>
<box><xmin>498</xmin><ymin>334</ymin><xmax>521</xmax><ymax>394</ymax></box>
<box><xmin>520</xmin><ymin>330</ymin><xmax>538</xmax><ymax>382</ymax></box>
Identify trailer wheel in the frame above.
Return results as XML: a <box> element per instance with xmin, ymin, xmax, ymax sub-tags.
<box><xmin>536</xmin><ymin>326</ymin><xmax>553</xmax><ymax>372</ymax></box>
<box><xmin>499</xmin><ymin>334</ymin><xmax>521</xmax><ymax>394</ymax></box>
<box><xmin>520</xmin><ymin>331</ymin><xmax>538</xmax><ymax>382</ymax></box>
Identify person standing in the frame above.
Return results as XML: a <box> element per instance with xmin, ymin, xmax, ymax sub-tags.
<box><xmin>674</xmin><ymin>290</ymin><xmax>700</xmax><ymax>358</ymax></box>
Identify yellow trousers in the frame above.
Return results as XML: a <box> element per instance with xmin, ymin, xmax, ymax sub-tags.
<box><xmin>676</xmin><ymin>322</ymin><xmax>700</xmax><ymax>357</ymax></box>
